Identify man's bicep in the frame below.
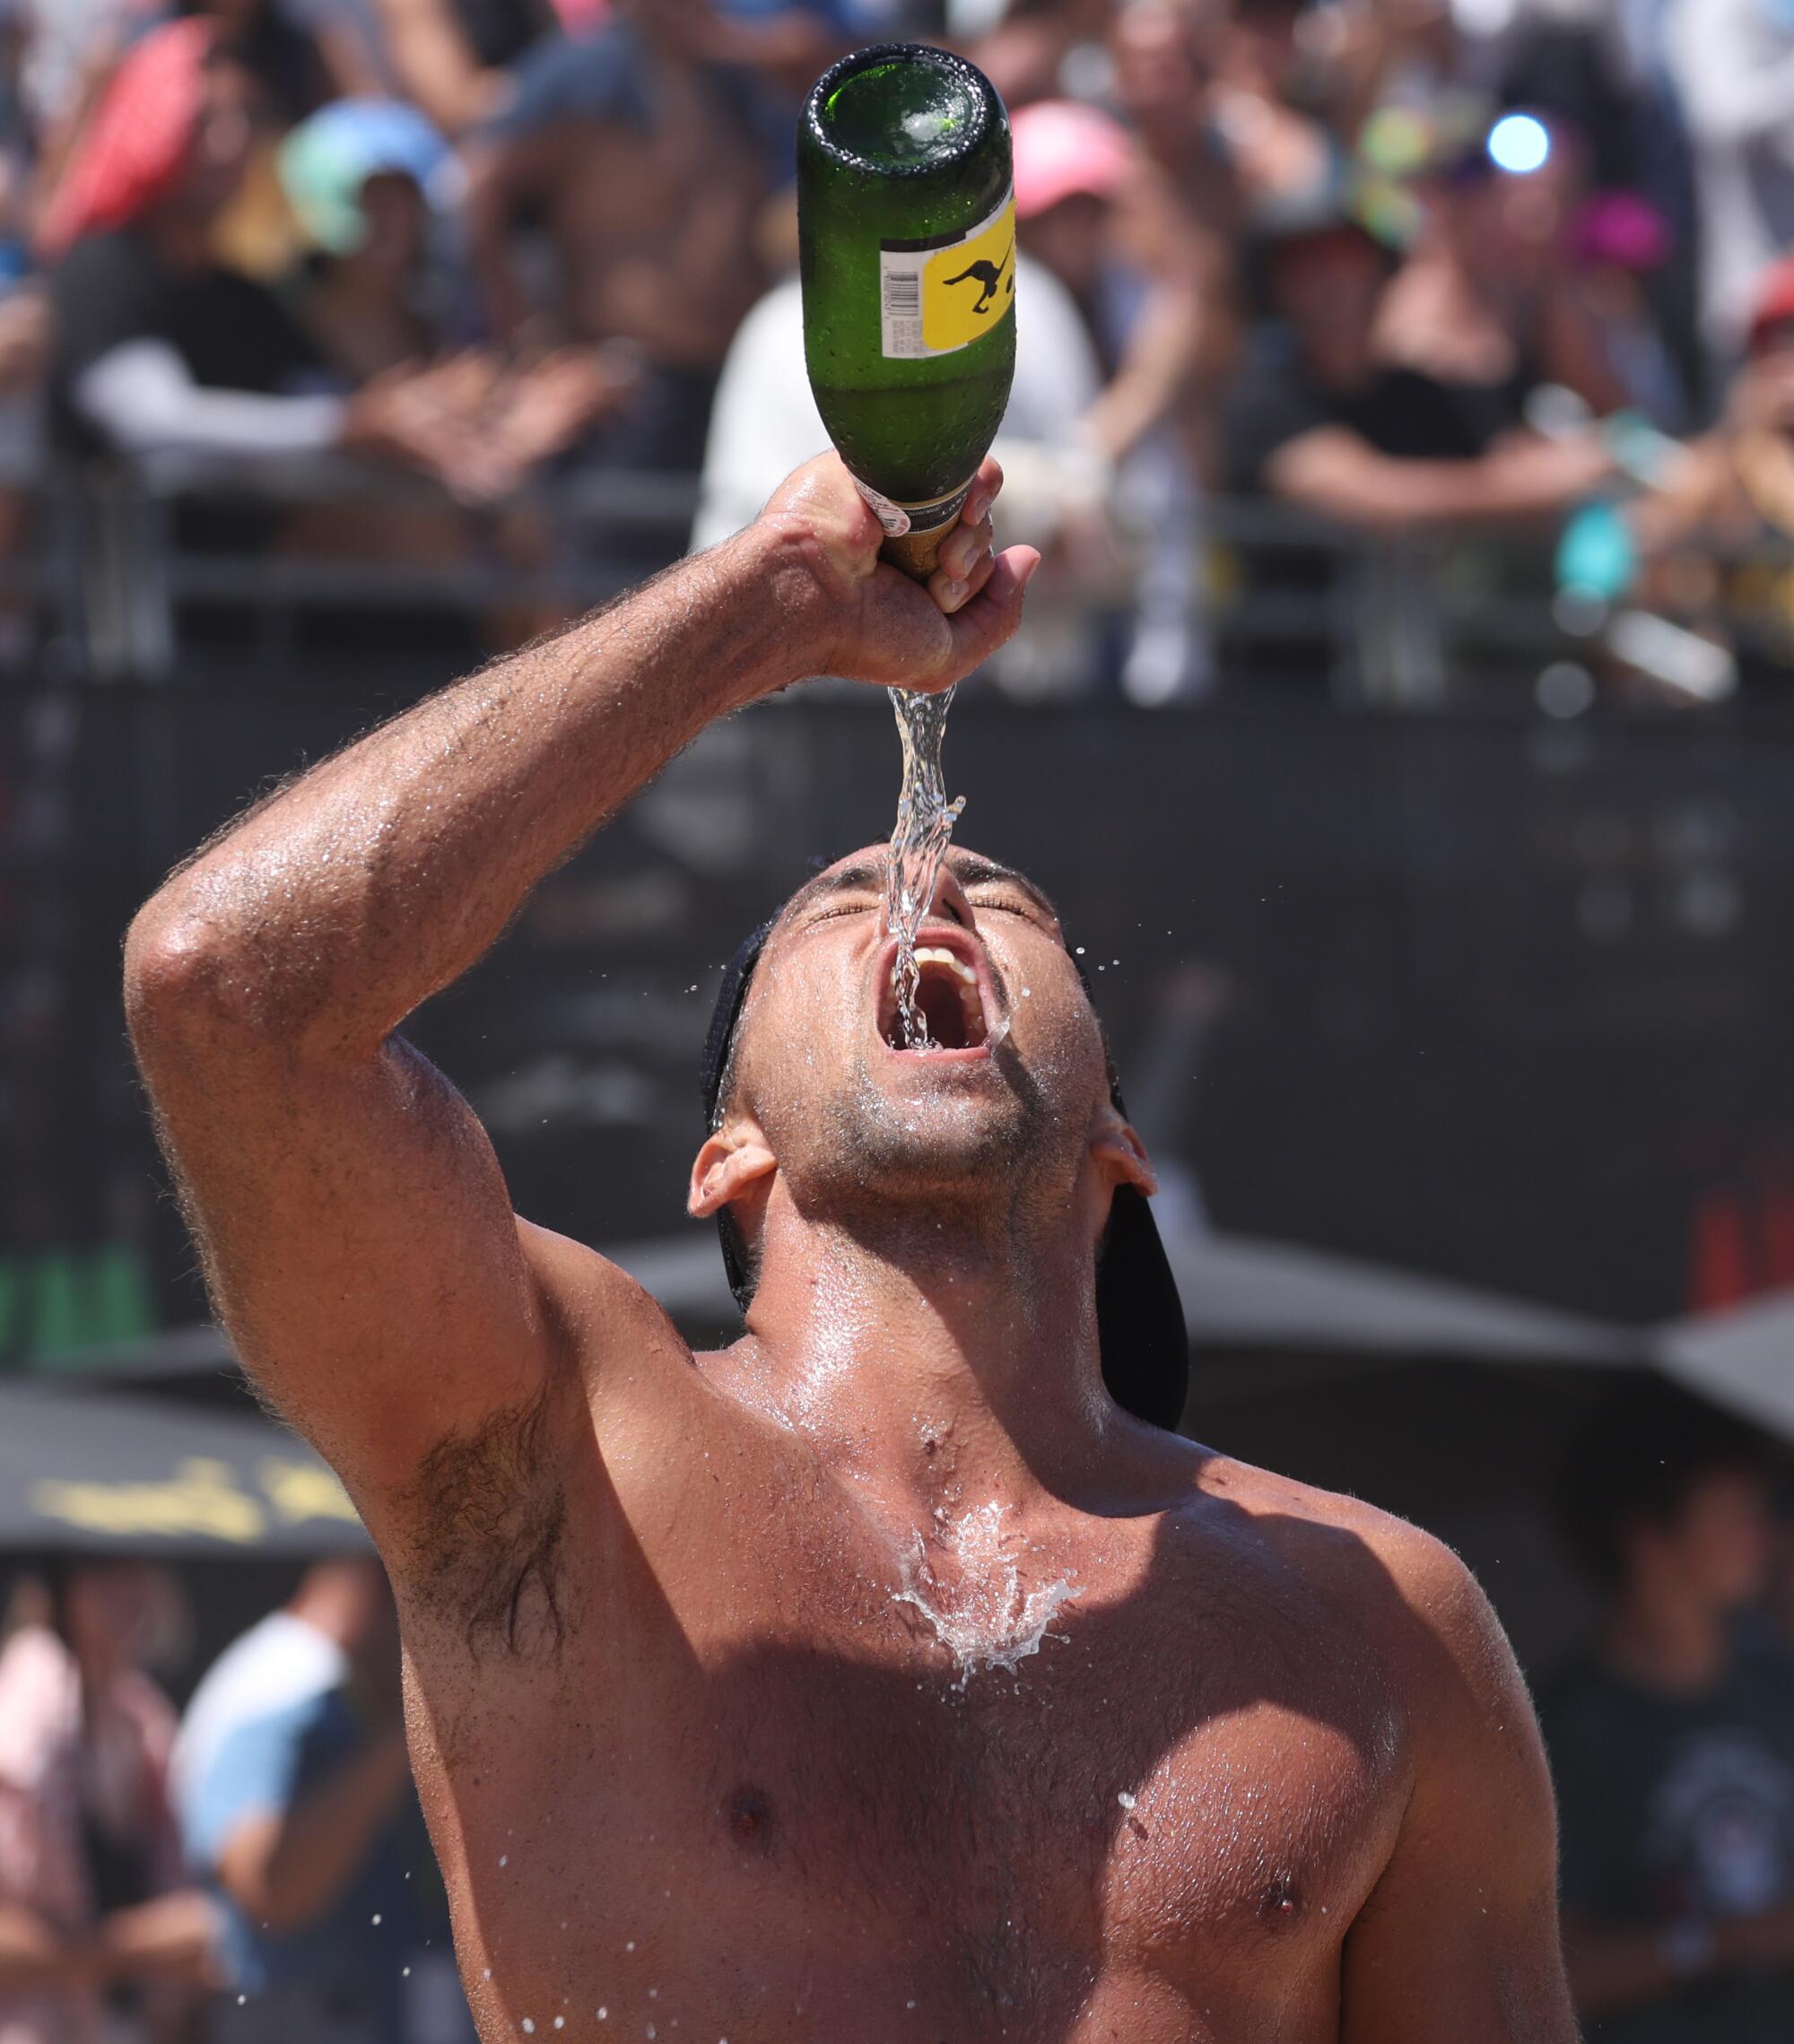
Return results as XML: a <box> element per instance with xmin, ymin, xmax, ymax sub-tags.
<box><xmin>1341</xmin><ymin>1535</ymin><xmax>1580</xmax><ymax>2044</ymax></box>
<box><xmin>144</xmin><ymin>1022</ymin><xmax>562</xmax><ymax>1511</ymax></box>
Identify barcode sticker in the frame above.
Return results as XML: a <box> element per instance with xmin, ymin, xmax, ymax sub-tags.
<box><xmin>880</xmin><ymin>259</ymin><xmax>924</xmax><ymax>359</ymax></box>
<box><xmin>878</xmin><ymin>188</ymin><xmax>1015</xmax><ymax>361</ymax></box>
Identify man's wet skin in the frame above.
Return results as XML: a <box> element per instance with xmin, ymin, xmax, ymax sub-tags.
<box><xmin>124</xmin><ymin>457</ymin><xmax>1578</xmax><ymax>2044</ymax></box>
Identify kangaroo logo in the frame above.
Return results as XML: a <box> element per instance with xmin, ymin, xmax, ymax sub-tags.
<box><xmin>941</xmin><ymin>241</ymin><xmax>1015</xmax><ymax>317</ymax></box>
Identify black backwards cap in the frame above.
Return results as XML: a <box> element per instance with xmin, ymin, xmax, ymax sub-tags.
<box><xmin>698</xmin><ymin>911</ymin><xmax>1189</xmax><ymax>1432</ymax></box>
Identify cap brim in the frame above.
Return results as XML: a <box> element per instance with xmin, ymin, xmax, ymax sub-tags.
<box><xmin>1095</xmin><ymin>1185</ymin><xmax>1189</xmax><ymax>1432</ymax></box>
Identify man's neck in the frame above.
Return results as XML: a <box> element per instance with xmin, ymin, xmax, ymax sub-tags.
<box><xmin>731</xmin><ymin>1207</ymin><xmax>1121</xmax><ymax>1526</ymax></box>
<box><xmin>1604</xmin><ymin>1582</ymin><xmax>1730</xmax><ymax>1696</ymax></box>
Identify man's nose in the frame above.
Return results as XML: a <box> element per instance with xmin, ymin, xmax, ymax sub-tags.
<box><xmin>927</xmin><ymin>865</ymin><xmax>973</xmax><ymax>928</ymax></box>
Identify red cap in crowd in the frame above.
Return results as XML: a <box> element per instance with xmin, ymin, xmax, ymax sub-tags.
<box><xmin>39</xmin><ymin>18</ymin><xmax>216</xmax><ymax>261</ymax></box>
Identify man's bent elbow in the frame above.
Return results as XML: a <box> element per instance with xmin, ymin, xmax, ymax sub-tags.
<box><xmin>122</xmin><ymin>890</ymin><xmax>276</xmax><ymax>1058</ymax></box>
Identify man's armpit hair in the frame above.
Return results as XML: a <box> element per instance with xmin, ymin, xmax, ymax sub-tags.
<box><xmin>399</xmin><ymin>1380</ymin><xmax>570</xmax><ymax>1662</ymax></box>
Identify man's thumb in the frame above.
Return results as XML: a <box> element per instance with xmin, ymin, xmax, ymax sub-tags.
<box><xmin>945</xmin><ymin>546</ymin><xmax>1041</xmax><ymax>671</ymax></box>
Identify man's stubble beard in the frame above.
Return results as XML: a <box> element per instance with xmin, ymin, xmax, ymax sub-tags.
<box><xmin>772</xmin><ymin>1045</ymin><xmax>1081</xmax><ymax>1243</ymax></box>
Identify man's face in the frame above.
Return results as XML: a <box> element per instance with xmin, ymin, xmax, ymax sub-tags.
<box><xmin>1641</xmin><ymin>1470</ymin><xmax>1775</xmax><ymax>1612</ymax></box>
<box><xmin>1019</xmin><ymin>193</ymin><xmax>1110</xmax><ymax>300</ymax></box>
<box><xmin>175</xmin><ymin>57</ymin><xmax>258</xmax><ymax>222</ymax></box>
<box><xmin>715</xmin><ymin>846</ymin><xmax>1117</xmax><ymax>1234</ymax></box>
<box><xmin>1271</xmin><ymin>228</ymin><xmax>1384</xmax><ymax>352</ymax></box>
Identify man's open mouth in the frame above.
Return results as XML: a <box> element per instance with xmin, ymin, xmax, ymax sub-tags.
<box><xmin>875</xmin><ymin>935</ymin><xmax>994</xmax><ymax>1054</ymax></box>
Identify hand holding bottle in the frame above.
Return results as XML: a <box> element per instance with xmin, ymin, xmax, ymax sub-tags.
<box><xmin>755</xmin><ymin>450</ymin><xmax>1039</xmax><ymax>694</ymax></box>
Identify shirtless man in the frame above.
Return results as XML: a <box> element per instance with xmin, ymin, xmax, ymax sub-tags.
<box><xmin>461</xmin><ymin>1</ymin><xmax>767</xmax><ymax>371</ymax></box>
<box><xmin>124</xmin><ymin>453</ymin><xmax>1580</xmax><ymax>2044</ymax></box>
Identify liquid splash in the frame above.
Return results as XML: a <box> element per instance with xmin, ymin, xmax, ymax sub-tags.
<box><xmin>892</xmin><ymin>1500</ymin><xmax>1081</xmax><ymax>1690</ymax></box>
<box><xmin>885</xmin><ymin>686</ymin><xmax>965</xmax><ymax>1050</ymax></box>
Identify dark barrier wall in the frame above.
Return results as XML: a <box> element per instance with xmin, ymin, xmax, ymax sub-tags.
<box><xmin>9</xmin><ymin>683</ymin><xmax>1794</xmax><ymax>1354</ymax></box>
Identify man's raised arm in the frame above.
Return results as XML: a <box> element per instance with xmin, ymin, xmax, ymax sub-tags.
<box><xmin>123</xmin><ymin>455</ymin><xmax>1037</xmax><ymax>1539</ymax></box>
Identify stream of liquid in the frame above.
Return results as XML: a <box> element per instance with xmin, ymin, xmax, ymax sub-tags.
<box><xmin>885</xmin><ymin>685</ymin><xmax>965</xmax><ymax>1049</ymax></box>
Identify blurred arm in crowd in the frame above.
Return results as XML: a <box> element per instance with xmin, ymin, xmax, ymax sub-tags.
<box><xmin>373</xmin><ymin>0</ymin><xmax>555</xmax><ymax>136</ymax></box>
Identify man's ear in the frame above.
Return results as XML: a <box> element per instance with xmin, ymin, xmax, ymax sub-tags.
<box><xmin>1089</xmin><ymin>1100</ymin><xmax>1158</xmax><ymax>1200</ymax></box>
<box><xmin>688</xmin><ymin>1117</ymin><xmax>778</xmax><ymax>1219</ymax></box>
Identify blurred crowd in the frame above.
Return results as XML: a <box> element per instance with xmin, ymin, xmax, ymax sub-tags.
<box><xmin>0</xmin><ymin>1556</ymin><xmax>466</xmax><ymax>2044</ymax></box>
<box><xmin>8</xmin><ymin>0</ymin><xmax>1794</xmax><ymax>693</ymax></box>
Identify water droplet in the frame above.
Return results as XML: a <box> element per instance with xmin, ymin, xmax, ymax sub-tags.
<box><xmin>499</xmin><ymin>1856</ymin><xmax>508</xmax><ymax>1868</ymax></box>
<box><xmin>403</xmin><ymin>1969</ymin><xmax>411</xmax><ymax>1979</ymax></box>
<box><xmin>625</xmin><ymin>1941</ymin><xmax>635</xmax><ymax>1953</ymax></box>
<box><xmin>1117</xmin><ymin>1791</ymin><xmax>1136</xmax><ymax>1810</ymax></box>
<box><xmin>1075</xmin><ymin>945</ymin><xmax>1085</xmax><ymax>954</ymax></box>
<box><xmin>371</xmin><ymin>1913</ymin><xmax>382</xmax><ymax>1926</ymax></box>
<box><xmin>555</xmin><ymin>2021</ymin><xmax>566</xmax><ymax>2031</ymax></box>
<box><xmin>523</xmin><ymin>2022</ymin><xmax>536</xmax><ymax>2035</ymax></box>
<box><xmin>236</xmin><ymin>1996</ymin><xmax>247</xmax><ymax>2008</ymax></box>
<box><xmin>597</xmin><ymin>2011</ymin><xmax>608</xmax><ymax>2022</ymax></box>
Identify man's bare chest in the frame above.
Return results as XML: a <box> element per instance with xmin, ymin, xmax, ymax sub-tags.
<box><xmin>406</xmin><ymin>1479</ymin><xmax>1409</xmax><ymax>2031</ymax></box>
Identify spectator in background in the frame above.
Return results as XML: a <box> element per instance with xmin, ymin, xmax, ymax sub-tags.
<box><xmin>1108</xmin><ymin>0</ymin><xmax>1240</xmax><ymax>247</ymax></box>
<box><xmin>1369</xmin><ymin>111</ymin><xmax>1636</xmax><ymax>438</ymax></box>
<box><xmin>460</xmin><ymin>0</ymin><xmax>770</xmax><ymax>479</ymax></box>
<box><xmin>43</xmin><ymin>22</ymin><xmax>513</xmax><ymax>500</ymax></box>
<box><xmin>1317</xmin><ymin>0</ymin><xmax>1461</xmax><ymax>140</ymax></box>
<box><xmin>1544</xmin><ymin>1386</ymin><xmax>1794</xmax><ymax>2044</ymax></box>
<box><xmin>175</xmin><ymin>1559</ymin><xmax>466</xmax><ymax>2044</ymax></box>
<box><xmin>1224</xmin><ymin>200</ymin><xmax>1614</xmax><ymax>527</ymax></box>
<box><xmin>1665</xmin><ymin>0</ymin><xmax>1794</xmax><ymax>371</ymax></box>
<box><xmin>1011</xmin><ymin>97</ymin><xmax>1219</xmax><ymax>698</ymax></box>
<box><xmin>1618</xmin><ymin>254</ymin><xmax>1794</xmax><ymax>676</ymax></box>
<box><xmin>279</xmin><ymin>94</ymin><xmax>463</xmax><ymax>378</ymax></box>
<box><xmin>178</xmin><ymin>0</ymin><xmax>349</xmax><ymax>125</ymax></box>
<box><xmin>1566</xmin><ymin>188</ymin><xmax>1689</xmax><ymax>435</ymax></box>
<box><xmin>968</xmin><ymin>0</ymin><xmax>1113</xmax><ymax>113</ymax></box>
<box><xmin>275</xmin><ymin>94</ymin><xmax>623</xmax><ymax>637</ymax></box>
<box><xmin>1206</xmin><ymin>0</ymin><xmax>1337</xmax><ymax>228</ymax></box>
<box><xmin>0</xmin><ymin>1561</ymin><xmax>216</xmax><ymax>2044</ymax></box>
<box><xmin>372</xmin><ymin>0</ymin><xmax>555</xmax><ymax>135</ymax></box>
<box><xmin>1012</xmin><ymin>99</ymin><xmax>1223</xmax><ymax>471</ymax></box>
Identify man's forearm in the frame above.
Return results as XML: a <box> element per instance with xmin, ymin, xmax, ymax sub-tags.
<box><xmin>0</xmin><ymin>1903</ymin><xmax>94</xmax><ymax>1990</ymax></box>
<box><xmin>126</xmin><ymin>522</ymin><xmax>818</xmax><ymax>1059</ymax></box>
<box><xmin>222</xmin><ymin>1729</ymin><xmax>412</xmax><ymax>1934</ymax></box>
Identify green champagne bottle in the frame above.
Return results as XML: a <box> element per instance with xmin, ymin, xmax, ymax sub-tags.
<box><xmin>797</xmin><ymin>43</ymin><xmax>1015</xmax><ymax>581</ymax></box>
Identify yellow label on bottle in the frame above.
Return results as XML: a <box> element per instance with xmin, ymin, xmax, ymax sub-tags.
<box><xmin>880</xmin><ymin>190</ymin><xmax>1016</xmax><ymax>361</ymax></box>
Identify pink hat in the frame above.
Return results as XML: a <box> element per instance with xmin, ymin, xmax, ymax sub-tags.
<box><xmin>1012</xmin><ymin>100</ymin><xmax>1135</xmax><ymax>221</ymax></box>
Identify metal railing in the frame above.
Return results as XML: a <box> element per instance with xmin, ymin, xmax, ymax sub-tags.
<box><xmin>0</xmin><ymin>451</ymin><xmax>1783</xmax><ymax>703</ymax></box>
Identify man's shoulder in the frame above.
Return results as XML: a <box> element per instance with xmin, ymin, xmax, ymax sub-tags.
<box><xmin>1189</xmin><ymin>1451</ymin><xmax>1504</xmax><ymax>1684</ymax></box>
<box><xmin>1194</xmin><ymin>1449</ymin><xmax>1463</xmax><ymax>1578</ymax></box>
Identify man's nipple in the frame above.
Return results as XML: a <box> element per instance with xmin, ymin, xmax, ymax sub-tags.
<box><xmin>725</xmin><ymin>1784</ymin><xmax>777</xmax><ymax>1857</ymax></box>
